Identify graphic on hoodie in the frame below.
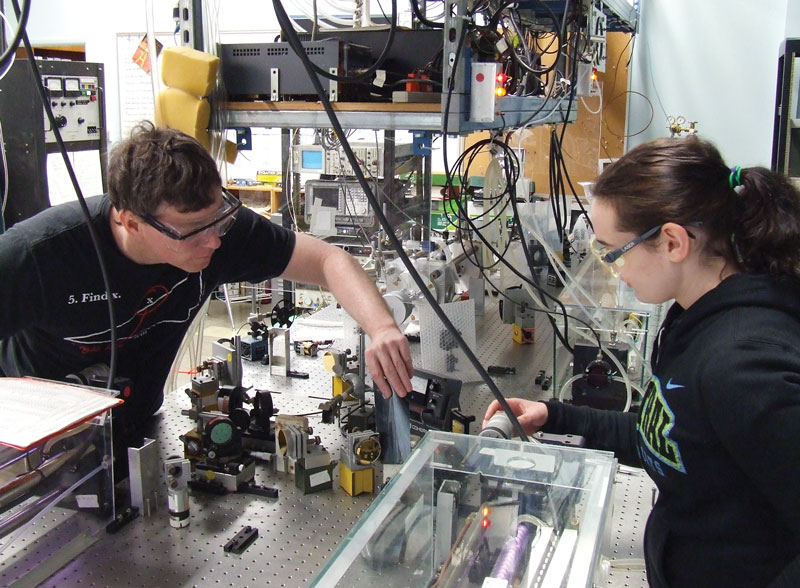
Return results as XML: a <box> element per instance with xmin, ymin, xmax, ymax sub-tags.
<box><xmin>637</xmin><ymin>376</ymin><xmax>686</xmax><ymax>474</ymax></box>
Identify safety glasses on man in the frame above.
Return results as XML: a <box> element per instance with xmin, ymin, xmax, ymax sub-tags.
<box><xmin>140</xmin><ymin>188</ymin><xmax>242</xmax><ymax>243</ymax></box>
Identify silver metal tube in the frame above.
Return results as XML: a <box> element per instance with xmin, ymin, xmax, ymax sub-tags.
<box><xmin>0</xmin><ymin>487</ymin><xmax>62</xmax><ymax>539</ymax></box>
<box><xmin>0</xmin><ymin>448</ymin><xmax>80</xmax><ymax>510</ymax></box>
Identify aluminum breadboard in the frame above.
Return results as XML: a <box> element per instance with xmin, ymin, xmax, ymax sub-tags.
<box><xmin>31</xmin><ymin>303</ymin><xmax>651</xmax><ymax>587</ymax></box>
<box><xmin>603</xmin><ymin>467</ymin><xmax>654</xmax><ymax>587</ymax></box>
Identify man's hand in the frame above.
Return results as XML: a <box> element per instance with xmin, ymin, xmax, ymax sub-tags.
<box><xmin>365</xmin><ymin>326</ymin><xmax>413</xmax><ymax>399</ymax></box>
<box><xmin>482</xmin><ymin>398</ymin><xmax>549</xmax><ymax>435</ymax></box>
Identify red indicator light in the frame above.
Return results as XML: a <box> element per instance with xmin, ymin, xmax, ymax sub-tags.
<box><xmin>496</xmin><ymin>73</ymin><xmax>507</xmax><ymax>84</ymax></box>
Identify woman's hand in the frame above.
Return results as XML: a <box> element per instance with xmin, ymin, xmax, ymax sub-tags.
<box><xmin>482</xmin><ymin>398</ymin><xmax>549</xmax><ymax>435</ymax></box>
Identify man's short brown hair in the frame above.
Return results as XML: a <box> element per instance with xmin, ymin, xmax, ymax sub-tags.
<box><xmin>107</xmin><ymin>121</ymin><xmax>221</xmax><ymax>215</ymax></box>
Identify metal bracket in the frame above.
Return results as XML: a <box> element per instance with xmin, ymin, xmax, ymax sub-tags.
<box><xmin>270</xmin><ymin>67</ymin><xmax>279</xmax><ymax>101</ymax></box>
<box><xmin>268</xmin><ymin>327</ymin><xmax>290</xmax><ymax>377</ymax></box>
<box><xmin>127</xmin><ymin>437</ymin><xmax>158</xmax><ymax>515</ymax></box>
<box><xmin>328</xmin><ymin>68</ymin><xmax>338</xmax><ymax>102</ymax></box>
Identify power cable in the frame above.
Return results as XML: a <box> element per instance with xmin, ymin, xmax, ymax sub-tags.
<box><xmin>11</xmin><ymin>0</ymin><xmax>117</xmax><ymax>389</ymax></box>
<box><xmin>0</xmin><ymin>0</ymin><xmax>29</xmax><ymax>73</ymax></box>
<box><xmin>283</xmin><ymin>0</ymin><xmax>397</xmax><ymax>83</ymax></box>
<box><xmin>410</xmin><ymin>0</ymin><xmax>443</xmax><ymax>29</ymax></box>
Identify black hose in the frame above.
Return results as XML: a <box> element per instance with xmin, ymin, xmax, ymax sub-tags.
<box><xmin>275</xmin><ymin>0</ymin><xmax>530</xmax><ymax>441</ymax></box>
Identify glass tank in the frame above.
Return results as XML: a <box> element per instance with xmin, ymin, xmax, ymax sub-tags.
<box><xmin>311</xmin><ymin>430</ymin><xmax>617</xmax><ymax>588</ymax></box>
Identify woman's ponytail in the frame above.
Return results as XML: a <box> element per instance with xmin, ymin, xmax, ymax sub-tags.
<box><xmin>731</xmin><ymin>167</ymin><xmax>800</xmax><ymax>280</ymax></box>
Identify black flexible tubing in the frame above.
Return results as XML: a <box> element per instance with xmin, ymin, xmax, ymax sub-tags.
<box><xmin>441</xmin><ymin>130</ymin><xmax>591</xmax><ymax>354</ymax></box>
<box><xmin>410</xmin><ymin>0</ymin><xmax>443</xmax><ymax>29</ymax></box>
<box><xmin>494</xmin><ymin>1</ymin><xmax>562</xmax><ymax>76</ymax></box>
<box><xmin>275</xmin><ymin>0</ymin><xmax>530</xmax><ymax>441</ymax></box>
<box><xmin>12</xmin><ymin>0</ymin><xmax>117</xmax><ymax>388</ymax></box>
<box><xmin>449</xmin><ymin>180</ymin><xmax>514</xmax><ymax>270</ymax></box>
<box><xmin>0</xmin><ymin>0</ymin><xmax>29</xmax><ymax>72</ymax></box>
<box><xmin>450</xmin><ymin>153</ymin><xmax>581</xmax><ymax>355</ymax></box>
<box><xmin>437</xmin><ymin>29</ymin><xmax>583</xmax><ymax>360</ymax></box>
<box><xmin>282</xmin><ymin>0</ymin><xmax>397</xmax><ymax>82</ymax></box>
<box><xmin>548</xmin><ymin>135</ymin><xmax>563</xmax><ymax>242</ymax></box>
<box><xmin>509</xmin><ymin>182</ymin><xmax>578</xmax><ymax>353</ymax></box>
<box><xmin>551</xmin><ymin>27</ymin><xmax>591</xmax><ymax>233</ymax></box>
<box><xmin>509</xmin><ymin>0</ymin><xmax>574</xmax><ymax>128</ymax></box>
<box><xmin>558</xmin><ymin>21</ymin><xmax>579</xmax><ymax>146</ymax></box>
<box><xmin>503</xmin><ymin>5</ymin><xmax>561</xmax><ymax>76</ymax></box>
<box><xmin>550</xmin><ymin>126</ymin><xmax>592</xmax><ymax>230</ymax></box>
<box><xmin>481</xmin><ymin>262</ymin><xmax>600</xmax><ymax>351</ymax></box>
<box><xmin>444</xmin><ymin>139</ymin><xmax>515</xmax><ymax>231</ymax></box>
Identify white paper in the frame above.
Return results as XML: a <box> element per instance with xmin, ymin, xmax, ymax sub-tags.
<box><xmin>0</xmin><ymin>377</ymin><xmax>122</xmax><ymax>449</ymax></box>
<box><xmin>310</xmin><ymin>198</ymin><xmax>337</xmax><ymax>236</ymax></box>
<box><xmin>76</xmin><ymin>494</ymin><xmax>100</xmax><ymax>509</ymax></box>
<box><xmin>46</xmin><ymin>151</ymin><xmax>104</xmax><ymax>206</ymax></box>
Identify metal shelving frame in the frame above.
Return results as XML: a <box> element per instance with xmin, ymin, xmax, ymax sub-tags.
<box><xmin>772</xmin><ymin>38</ymin><xmax>800</xmax><ymax>183</ymax></box>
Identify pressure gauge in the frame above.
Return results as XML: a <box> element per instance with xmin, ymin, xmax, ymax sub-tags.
<box><xmin>64</xmin><ymin>77</ymin><xmax>81</xmax><ymax>96</ymax></box>
<box><xmin>44</xmin><ymin>77</ymin><xmax>63</xmax><ymax>97</ymax></box>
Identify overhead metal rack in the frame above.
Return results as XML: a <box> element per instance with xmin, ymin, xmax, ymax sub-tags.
<box><xmin>223</xmin><ymin>102</ymin><xmax>444</xmax><ymax>132</ymax></box>
<box><xmin>222</xmin><ymin>96</ymin><xmax>575</xmax><ymax>133</ymax></box>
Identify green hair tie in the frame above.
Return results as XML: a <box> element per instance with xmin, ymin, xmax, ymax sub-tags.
<box><xmin>728</xmin><ymin>166</ymin><xmax>742</xmax><ymax>189</ymax></box>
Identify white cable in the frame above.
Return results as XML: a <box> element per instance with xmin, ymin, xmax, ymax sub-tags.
<box><xmin>222</xmin><ymin>283</ymin><xmax>236</xmax><ymax>330</ymax></box>
<box><xmin>0</xmin><ymin>117</ymin><xmax>7</xmax><ymax>223</ymax></box>
<box><xmin>327</xmin><ymin>0</ymin><xmax>359</xmax><ymax>11</ymax></box>
<box><xmin>291</xmin><ymin>0</ymin><xmax>355</xmax><ymax>26</ymax></box>
<box><xmin>145</xmin><ymin>0</ymin><xmax>161</xmax><ymax>109</ymax></box>
<box><xmin>518</xmin><ymin>205</ymin><xmax>608</xmax><ymax>329</ymax></box>
<box><xmin>514</xmin><ymin>205</ymin><xmax>656</xmax><ymax>389</ymax></box>
<box><xmin>292</xmin><ymin>0</ymin><xmax>354</xmax><ymax>28</ymax></box>
<box><xmin>292</xmin><ymin>317</ymin><xmax>343</xmax><ymax>328</ymax></box>
<box><xmin>556</xmin><ymin>373</ymin><xmax>637</xmax><ymax>413</ymax></box>
<box><xmin>561</xmin><ymin>326</ymin><xmax>650</xmax><ymax>413</ymax></box>
<box><xmin>0</xmin><ymin>9</ymin><xmax>16</xmax><ymax>84</ymax></box>
<box><xmin>286</xmin><ymin>129</ymin><xmax>301</xmax><ymax>230</ymax></box>
<box><xmin>277</xmin><ymin>0</ymin><xmax>312</xmax><ymax>31</ymax></box>
<box><xmin>579</xmin><ymin>78</ymin><xmax>603</xmax><ymax>115</ymax></box>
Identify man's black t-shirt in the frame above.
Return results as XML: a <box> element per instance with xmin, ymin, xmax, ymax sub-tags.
<box><xmin>0</xmin><ymin>195</ymin><xmax>295</xmax><ymax>428</ymax></box>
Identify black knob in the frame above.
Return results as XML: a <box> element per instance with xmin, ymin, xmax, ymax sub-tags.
<box><xmin>78</xmin><ymin>117</ymin><xmax>85</xmax><ymax>124</ymax></box>
<box><xmin>54</xmin><ymin>115</ymin><xmax>67</xmax><ymax>128</ymax></box>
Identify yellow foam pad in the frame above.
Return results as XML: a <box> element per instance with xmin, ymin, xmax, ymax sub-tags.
<box><xmin>194</xmin><ymin>129</ymin><xmax>211</xmax><ymax>151</ymax></box>
<box><xmin>155</xmin><ymin>88</ymin><xmax>210</xmax><ymax>135</ymax></box>
<box><xmin>160</xmin><ymin>46</ymin><xmax>219</xmax><ymax>97</ymax></box>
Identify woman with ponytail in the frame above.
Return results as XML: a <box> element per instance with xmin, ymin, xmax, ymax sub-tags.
<box><xmin>484</xmin><ymin>136</ymin><xmax>800</xmax><ymax>587</ymax></box>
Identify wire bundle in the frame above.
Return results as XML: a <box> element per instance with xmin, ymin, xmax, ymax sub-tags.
<box><xmin>490</xmin><ymin>521</ymin><xmax>537</xmax><ymax>582</ymax></box>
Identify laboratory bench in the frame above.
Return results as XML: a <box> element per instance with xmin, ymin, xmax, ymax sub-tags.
<box><xmin>1</xmin><ymin>305</ymin><xmax>653</xmax><ymax>588</ymax></box>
